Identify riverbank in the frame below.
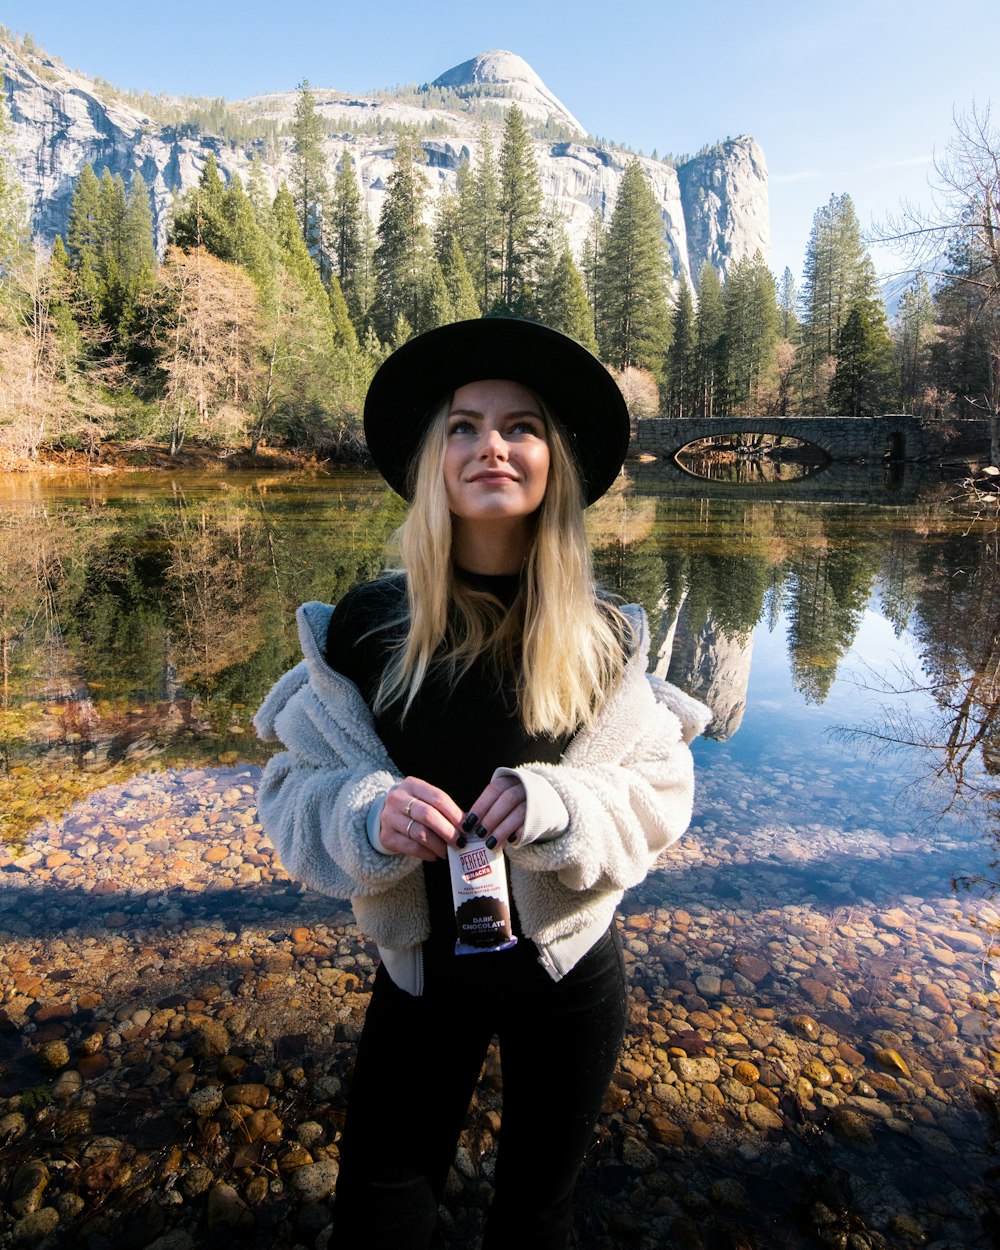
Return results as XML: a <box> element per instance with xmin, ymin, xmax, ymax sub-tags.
<box><xmin>1</xmin><ymin>442</ymin><xmax>346</xmax><ymax>476</ymax></box>
<box><xmin>2</xmin><ymin>765</ymin><xmax>999</xmax><ymax>1249</ymax></box>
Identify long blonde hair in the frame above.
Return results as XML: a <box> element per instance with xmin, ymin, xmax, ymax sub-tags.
<box><xmin>372</xmin><ymin>395</ymin><xmax>629</xmax><ymax>736</ymax></box>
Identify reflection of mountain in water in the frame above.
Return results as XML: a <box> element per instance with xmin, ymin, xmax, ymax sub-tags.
<box><xmin>653</xmin><ymin>590</ymin><xmax>753</xmax><ymax>741</ymax></box>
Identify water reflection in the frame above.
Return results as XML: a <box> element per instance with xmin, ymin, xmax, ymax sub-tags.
<box><xmin>2</xmin><ymin>472</ymin><xmax>1000</xmax><ymax>1246</ymax></box>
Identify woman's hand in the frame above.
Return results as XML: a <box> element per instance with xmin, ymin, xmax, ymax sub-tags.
<box><xmin>465</xmin><ymin>774</ymin><xmax>526</xmax><ymax>850</ymax></box>
<box><xmin>380</xmin><ymin>778</ymin><xmax>465</xmax><ymax>861</ymax></box>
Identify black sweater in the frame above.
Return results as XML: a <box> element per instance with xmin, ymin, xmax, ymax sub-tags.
<box><xmin>324</xmin><ymin>571</ymin><xmax>573</xmax><ymax>952</ymax></box>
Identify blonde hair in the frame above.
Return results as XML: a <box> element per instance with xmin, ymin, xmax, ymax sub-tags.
<box><xmin>372</xmin><ymin>396</ymin><xmax>630</xmax><ymax>736</ymax></box>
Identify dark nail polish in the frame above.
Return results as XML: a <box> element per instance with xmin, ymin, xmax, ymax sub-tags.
<box><xmin>508</xmin><ymin>833</ymin><xmax>518</xmax><ymax>845</ymax></box>
<box><xmin>476</xmin><ymin>825</ymin><xmax>488</xmax><ymax>840</ymax></box>
<box><xmin>462</xmin><ymin>812</ymin><xmax>479</xmax><ymax>833</ymax></box>
<box><xmin>485</xmin><ymin>835</ymin><xmax>497</xmax><ymax>850</ymax></box>
<box><xmin>456</xmin><ymin>834</ymin><xmax>467</xmax><ymax>849</ymax></box>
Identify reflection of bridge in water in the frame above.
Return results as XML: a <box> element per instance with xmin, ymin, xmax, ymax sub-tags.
<box><xmin>628</xmin><ymin>458</ymin><xmax>947</xmax><ymax>505</ymax></box>
<box><xmin>637</xmin><ymin>413</ymin><xmax>990</xmax><ymax>465</ymax></box>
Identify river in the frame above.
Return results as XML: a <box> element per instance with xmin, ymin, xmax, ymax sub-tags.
<box><xmin>1</xmin><ymin>467</ymin><xmax>998</xmax><ymax>1248</ymax></box>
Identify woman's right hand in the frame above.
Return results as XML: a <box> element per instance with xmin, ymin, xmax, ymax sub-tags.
<box><xmin>380</xmin><ymin>778</ymin><xmax>465</xmax><ymax>861</ymax></box>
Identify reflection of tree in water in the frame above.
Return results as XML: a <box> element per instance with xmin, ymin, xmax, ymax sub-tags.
<box><xmin>0</xmin><ymin>479</ymin><xmax>404</xmax><ymax>844</ymax></box>
<box><xmin>784</xmin><ymin>537</ymin><xmax>881</xmax><ymax>704</ymax></box>
<box><xmin>846</xmin><ymin>518</ymin><xmax>1000</xmax><ymax>842</ymax></box>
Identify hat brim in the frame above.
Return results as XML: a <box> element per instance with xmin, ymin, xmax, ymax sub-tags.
<box><xmin>363</xmin><ymin>318</ymin><xmax>630</xmax><ymax>506</ymax></box>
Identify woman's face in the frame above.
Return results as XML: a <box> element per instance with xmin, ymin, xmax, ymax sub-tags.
<box><xmin>443</xmin><ymin>379</ymin><xmax>551</xmax><ymax>526</ymax></box>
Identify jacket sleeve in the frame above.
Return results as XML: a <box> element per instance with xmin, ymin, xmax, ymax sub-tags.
<box><xmin>253</xmin><ymin>667</ymin><xmax>422</xmax><ymax>902</ymax></box>
<box><xmin>503</xmin><ymin>672</ymin><xmax>699</xmax><ymax>893</ymax></box>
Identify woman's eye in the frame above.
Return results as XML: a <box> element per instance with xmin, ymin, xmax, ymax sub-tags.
<box><xmin>448</xmin><ymin>420</ymin><xmax>474</xmax><ymax>435</ymax></box>
<box><xmin>511</xmin><ymin>420</ymin><xmax>544</xmax><ymax>437</ymax></box>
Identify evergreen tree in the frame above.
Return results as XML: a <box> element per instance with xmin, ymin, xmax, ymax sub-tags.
<box><xmin>331</xmin><ymin>148</ymin><xmax>364</xmax><ymax>322</ymax></box>
<box><xmin>799</xmin><ymin>193</ymin><xmax>880</xmax><ymax>408</ymax></box>
<box><xmin>828</xmin><ymin>297</ymin><xmax>899</xmax><ymax>416</ymax></box>
<box><xmin>462</xmin><ymin>132</ymin><xmax>501</xmax><ymax>313</ymax></box>
<box><xmin>777</xmin><ymin>266</ymin><xmax>798</xmax><ymax>340</ymax></box>
<box><xmin>272</xmin><ymin>185</ymin><xmax>332</xmax><ymax>328</ymax></box>
<box><xmin>693</xmin><ymin>261</ymin><xmax>725</xmax><ymax>416</ymax></box>
<box><xmin>370</xmin><ymin>132</ymin><xmax>437</xmax><ymax>342</ymax></box>
<box><xmin>894</xmin><ymin>272</ymin><xmax>935</xmax><ymax>413</ymax></box>
<box><xmin>720</xmin><ymin>251</ymin><xmax>779</xmax><ymax>414</ymax></box>
<box><xmin>665</xmin><ymin>277</ymin><xmax>697</xmax><ymax>416</ymax></box>
<box><xmin>580</xmin><ymin>209</ymin><xmax>605</xmax><ymax>348</ymax></box>
<box><xmin>538</xmin><ymin>247</ymin><xmax>598</xmax><ymax>352</ymax></box>
<box><xmin>290</xmin><ymin>80</ymin><xmax>329</xmax><ymax>271</ymax></box>
<box><xmin>170</xmin><ymin>153</ymin><xmax>229</xmax><ymax>256</ymax></box>
<box><xmin>440</xmin><ymin>235</ymin><xmax>480</xmax><ymax>320</ymax></box>
<box><xmin>497</xmin><ymin>104</ymin><xmax>544</xmax><ymax>314</ymax></box>
<box><xmin>328</xmin><ymin>274</ymin><xmax>360</xmax><ymax>353</ymax></box>
<box><xmin>65</xmin><ymin>161</ymin><xmax>103</xmax><ymax>316</ymax></box>
<box><xmin>596</xmin><ymin>159</ymin><xmax>671</xmax><ymax>374</ymax></box>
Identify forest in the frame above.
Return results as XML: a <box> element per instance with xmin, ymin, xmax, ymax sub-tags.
<box><xmin>0</xmin><ymin>80</ymin><xmax>998</xmax><ymax>468</ymax></box>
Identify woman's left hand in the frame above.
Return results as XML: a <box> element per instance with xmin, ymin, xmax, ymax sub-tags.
<box><xmin>466</xmin><ymin>774</ymin><xmax>526</xmax><ymax>849</ymax></box>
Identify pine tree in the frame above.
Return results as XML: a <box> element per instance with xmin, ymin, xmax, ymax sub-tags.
<box><xmin>497</xmin><ymin>104</ymin><xmax>544</xmax><ymax>315</ymax></box>
<box><xmin>799</xmin><ymin>193</ymin><xmax>880</xmax><ymax>408</ymax></box>
<box><xmin>538</xmin><ymin>247</ymin><xmax>598</xmax><ymax>352</ymax></box>
<box><xmin>462</xmin><ymin>131</ymin><xmax>501</xmax><ymax>313</ymax></box>
<box><xmin>665</xmin><ymin>277</ymin><xmax>697</xmax><ymax>416</ymax></box>
<box><xmin>720</xmin><ymin>251</ymin><xmax>779</xmax><ymax>414</ymax></box>
<box><xmin>596</xmin><ymin>160</ymin><xmax>671</xmax><ymax>374</ymax></box>
<box><xmin>894</xmin><ymin>273</ymin><xmax>935</xmax><ymax>413</ymax></box>
<box><xmin>777</xmin><ymin>266</ymin><xmax>798</xmax><ymax>340</ymax></box>
<box><xmin>65</xmin><ymin>162</ymin><xmax>103</xmax><ymax>316</ymax></box>
<box><xmin>693</xmin><ymin>261</ymin><xmax>724</xmax><ymax>416</ymax></box>
<box><xmin>290</xmin><ymin>80</ymin><xmax>329</xmax><ymax>272</ymax></box>
<box><xmin>440</xmin><ymin>235</ymin><xmax>480</xmax><ymax>320</ymax></box>
<box><xmin>580</xmin><ymin>209</ymin><xmax>605</xmax><ymax>348</ymax></box>
<box><xmin>331</xmin><ymin>148</ymin><xmax>364</xmax><ymax>322</ymax></box>
<box><xmin>328</xmin><ymin>274</ymin><xmax>360</xmax><ymax>353</ymax></box>
<box><xmin>171</xmin><ymin>153</ymin><xmax>229</xmax><ymax>256</ymax></box>
<box><xmin>828</xmin><ymin>297</ymin><xmax>899</xmax><ymax>416</ymax></box>
<box><xmin>370</xmin><ymin>131</ymin><xmax>432</xmax><ymax>343</ymax></box>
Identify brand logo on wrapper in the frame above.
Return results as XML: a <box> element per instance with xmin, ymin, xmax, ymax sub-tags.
<box><xmin>447</xmin><ymin>835</ymin><xmax>517</xmax><ymax>955</ymax></box>
<box><xmin>460</xmin><ymin>847</ymin><xmax>492</xmax><ymax>880</ymax></box>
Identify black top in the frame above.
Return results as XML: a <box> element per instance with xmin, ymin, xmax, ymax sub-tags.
<box><xmin>325</xmin><ymin>570</ymin><xmax>574</xmax><ymax>955</ymax></box>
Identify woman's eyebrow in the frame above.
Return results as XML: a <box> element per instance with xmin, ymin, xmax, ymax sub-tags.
<box><xmin>447</xmin><ymin>407</ymin><xmax>543</xmax><ymax>419</ymax></box>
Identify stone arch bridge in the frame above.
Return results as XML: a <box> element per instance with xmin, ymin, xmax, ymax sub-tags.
<box><xmin>636</xmin><ymin>414</ymin><xmax>990</xmax><ymax>463</ymax></box>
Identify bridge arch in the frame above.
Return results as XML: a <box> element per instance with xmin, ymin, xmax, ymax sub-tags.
<box><xmin>637</xmin><ymin>415</ymin><xmax>921</xmax><ymax>463</ymax></box>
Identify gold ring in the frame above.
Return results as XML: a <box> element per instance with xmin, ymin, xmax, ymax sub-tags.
<box><xmin>406</xmin><ymin>818</ymin><xmax>416</xmax><ymax>836</ymax></box>
<box><xmin>405</xmin><ymin>799</ymin><xmax>414</xmax><ymax>817</ymax></box>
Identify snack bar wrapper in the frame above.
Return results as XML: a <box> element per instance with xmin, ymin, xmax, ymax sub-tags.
<box><xmin>447</xmin><ymin>835</ymin><xmax>517</xmax><ymax>955</ymax></box>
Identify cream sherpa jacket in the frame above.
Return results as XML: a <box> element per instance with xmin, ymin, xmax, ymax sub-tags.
<box><xmin>253</xmin><ymin>600</ymin><xmax>710</xmax><ymax>993</ymax></box>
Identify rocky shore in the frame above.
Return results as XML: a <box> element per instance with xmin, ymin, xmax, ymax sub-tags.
<box><xmin>2</xmin><ymin>765</ymin><xmax>999</xmax><ymax>1249</ymax></box>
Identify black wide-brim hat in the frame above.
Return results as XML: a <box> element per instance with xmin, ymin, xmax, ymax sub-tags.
<box><xmin>363</xmin><ymin>318</ymin><xmax>631</xmax><ymax>506</ymax></box>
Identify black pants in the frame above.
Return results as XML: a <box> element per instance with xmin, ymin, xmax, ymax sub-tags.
<box><xmin>331</xmin><ymin>924</ymin><xmax>627</xmax><ymax>1250</ymax></box>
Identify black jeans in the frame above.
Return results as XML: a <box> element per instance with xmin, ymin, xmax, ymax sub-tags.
<box><xmin>331</xmin><ymin>924</ymin><xmax>627</xmax><ymax>1250</ymax></box>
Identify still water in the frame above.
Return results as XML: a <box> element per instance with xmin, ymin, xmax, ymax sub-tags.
<box><xmin>2</xmin><ymin>468</ymin><xmax>999</xmax><ymax>1246</ymax></box>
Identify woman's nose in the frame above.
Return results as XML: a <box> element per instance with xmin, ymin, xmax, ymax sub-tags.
<box><xmin>480</xmin><ymin>428</ymin><xmax>508</xmax><ymax>459</ymax></box>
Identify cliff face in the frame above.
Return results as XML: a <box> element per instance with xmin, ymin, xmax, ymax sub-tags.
<box><xmin>2</xmin><ymin>42</ymin><xmax>770</xmax><ymax>285</ymax></box>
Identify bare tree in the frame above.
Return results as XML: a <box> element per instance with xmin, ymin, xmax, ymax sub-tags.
<box><xmin>873</xmin><ymin>104</ymin><xmax>1000</xmax><ymax>461</ymax></box>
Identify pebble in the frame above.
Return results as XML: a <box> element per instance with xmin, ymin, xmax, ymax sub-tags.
<box><xmin>0</xmin><ymin>764</ymin><xmax>997</xmax><ymax>1249</ymax></box>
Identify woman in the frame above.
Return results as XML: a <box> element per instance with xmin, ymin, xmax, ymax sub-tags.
<box><xmin>254</xmin><ymin>318</ymin><xmax>709</xmax><ymax>1249</ymax></box>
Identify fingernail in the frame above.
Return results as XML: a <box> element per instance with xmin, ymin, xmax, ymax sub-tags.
<box><xmin>462</xmin><ymin>812</ymin><xmax>479</xmax><ymax>833</ymax></box>
<box><xmin>485</xmin><ymin>835</ymin><xmax>497</xmax><ymax>850</ymax></box>
<box><xmin>508</xmin><ymin>833</ymin><xmax>518</xmax><ymax>844</ymax></box>
<box><xmin>456</xmin><ymin>834</ymin><xmax>467</xmax><ymax>849</ymax></box>
<box><xmin>476</xmin><ymin>825</ymin><xmax>488</xmax><ymax>840</ymax></box>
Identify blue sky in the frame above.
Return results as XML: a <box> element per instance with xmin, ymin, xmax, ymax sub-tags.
<box><xmin>4</xmin><ymin>0</ymin><xmax>997</xmax><ymax>285</ymax></box>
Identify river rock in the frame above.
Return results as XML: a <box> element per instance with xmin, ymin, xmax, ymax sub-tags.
<box><xmin>10</xmin><ymin>1161</ymin><xmax>50</xmax><ymax>1216</ymax></box>
<box><xmin>191</xmin><ymin>1020</ymin><xmax>231</xmax><ymax>1061</ymax></box>
<box><xmin>12</xmin><ymin>1208</ymin><xmax>60</xmax><ymax>1243</ymax></box>
<box><xmin>289</xmin><ymin>1159</ymin><xmax>340</xmax><ymax>1203</ymax></box>
<box><xmin>206</xmin><ymin>1182</ymin><xmax>254</xmax><ymax>1230</ymax></box>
